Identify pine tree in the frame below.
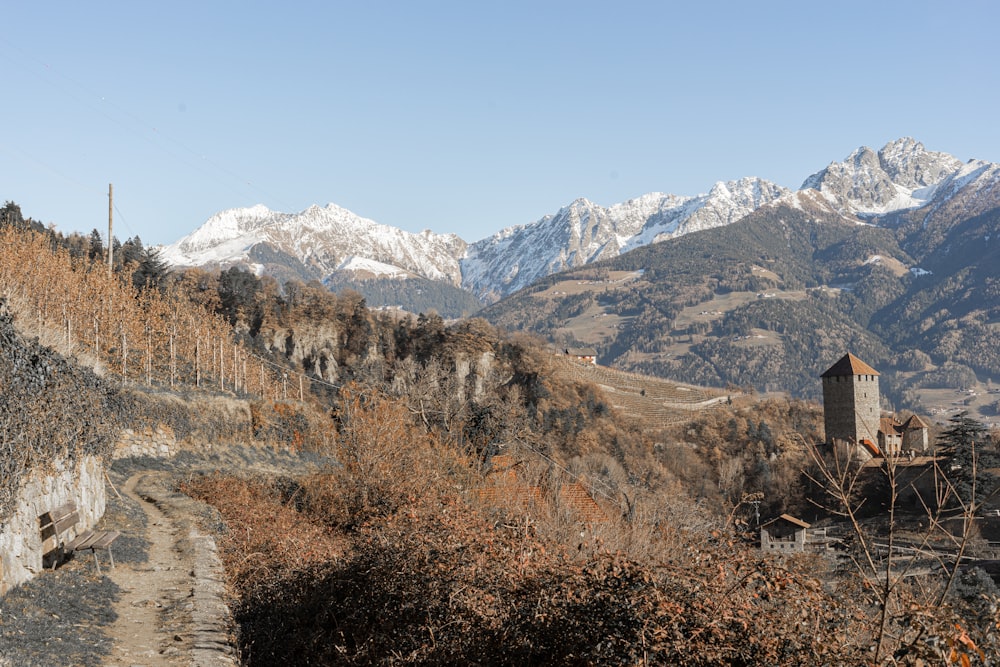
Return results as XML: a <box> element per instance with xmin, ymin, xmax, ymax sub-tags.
<box><xmin>940</xmin><ymin>412</ymin><xmax>998</xmax><ymax>507</ymax></box>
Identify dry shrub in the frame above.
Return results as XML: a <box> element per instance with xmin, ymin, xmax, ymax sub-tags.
<box><xmin>180</xmin><ymin>474</ymin><xmax>343</xmax><ymax>592</ymax></box>
<box><xmin>302</xmin><ymin>384</ymin><xmax>475</xmax><ymax>528</ymax></box>
<box><xmin>188</xmin><ymin>454</ymin><xmax>878</xmax><ymax>665</ymax></box>
<box><xmin>248</xmin><ymin>398</ymin><xmax>332</xmax><ymax>451</ymax></box>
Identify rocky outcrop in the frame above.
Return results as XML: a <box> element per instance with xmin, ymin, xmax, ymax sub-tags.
<box><xmin>260</xmin><ymin>323</ymin><xmax>341</xmax><ymax>383</ymax></box>
<box><xmin>800</xmin><ymin>137</ymin><xmax>964</xmax><ymax>215</ymax></box>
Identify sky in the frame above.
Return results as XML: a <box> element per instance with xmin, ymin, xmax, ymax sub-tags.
<box><xmin>3</xmin><ymin>1</ymin><xmax>1000</xmax><ymax>247</ymax></box>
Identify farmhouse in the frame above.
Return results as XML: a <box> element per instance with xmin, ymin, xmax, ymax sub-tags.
<box><xmin>760</xmin><ymin>514</ymin><xmax>829</xmax><ymax>553</ymax></box>
<box><xmin>563</xmin><ymin>347</ymin><xmax>598</xmax><ymax>364</ymax></box>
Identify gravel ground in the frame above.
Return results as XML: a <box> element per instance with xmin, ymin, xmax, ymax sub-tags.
<box><xmin>0</xmin><ymin>444</ymin><xmax>334</xmax><ymax>667</ymax></box>
<box><xmin>0</xmin><ymin>554</ymin><xmax>119</xmax><ymax>666</ymax></box>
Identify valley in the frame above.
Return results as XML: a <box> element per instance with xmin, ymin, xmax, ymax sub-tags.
<box><xmin>1</xmin><ymin>134</ymin><xmax>999</xmax><ymax>665</ymax></box>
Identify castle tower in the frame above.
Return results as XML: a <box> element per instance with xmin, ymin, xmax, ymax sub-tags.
<box><xmin>821</xmin><ymin>353</ymin><xmax>881</xmax><ymax>447</ymax></box>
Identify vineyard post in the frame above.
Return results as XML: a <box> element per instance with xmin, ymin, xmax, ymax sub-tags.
<box><xmin>107</xmin><ymin>183</ymin><xmax>113</xmax><ymax>277</ymax></box>
<box><xmin>146</xmin><ymin>327</ymin><xmax>152</xmax><ymax>386</ymax></box>
<box><xmin>170</xmin><ymin>323</ymin><xmax>176</xmax><ymax>388</ymax></box>
<box><xmin>120</xmin><ymin>328</ymin><xmax>127</xmax><ymax>383</ymax></box>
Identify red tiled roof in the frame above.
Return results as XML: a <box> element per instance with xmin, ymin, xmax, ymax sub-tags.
<box><xmin>821</xmin><ymin>353</ymin><xmax>880</xmax><ymax>378</ymax></box>
<box><xmin>476</xmin><ymin>484</ymin><xmax>544</xmax><ymax>511</ymax></box>
<box><xmin>478</xmin><ymin>455</ymin><xmax>607</xmax><ymax>524</ymax></box>
<box><xmin>902</xmin><ymin>414</ymin><xmax>929</xmax><ymax>430</ymax></box>
<box><xmin>880</xmin><ymin>416</ymin><xmax>903</xmax><ymax>436</ymax></box>
<box><xmin>859</xmin><ymin>438</ymin><xmax>881</xmax><ymax>457</ymax></box>
<box><xmin>558</xmin><ymin>482</ymin><xmax>607</xmax><ymax>524</ymax></box>
<box><xmin>762</xmin><ymin>514</ymin><xmax>811</xmax><ymax>529</ymax></box>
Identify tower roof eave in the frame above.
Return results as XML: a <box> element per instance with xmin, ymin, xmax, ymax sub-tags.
<box><xmin>821</xmin><ymin>353</ymin><xmax>880</xmax><ymax>378</ymax></box>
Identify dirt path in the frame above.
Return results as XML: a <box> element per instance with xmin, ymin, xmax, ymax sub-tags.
<box><xmin>103</xmin><ymin>472</ymin><xmax>237</xmax><ymax>667</ymax></box>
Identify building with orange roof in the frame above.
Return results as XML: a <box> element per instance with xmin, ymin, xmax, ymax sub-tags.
<box><xmin>820</xmin><ymin>353</ymin><xmax>929</xmax><ymax>460</ymax></box>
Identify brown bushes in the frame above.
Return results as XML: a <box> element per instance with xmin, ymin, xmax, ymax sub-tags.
<box><xmin>189</xmin><ymin>462</ymin><xmax>880</xmax><ymax>665</ymax></box>
<box><xmin>181</xmin><ymin>386</ymin><xmax>896</xmax><ymax>665</ymax></box>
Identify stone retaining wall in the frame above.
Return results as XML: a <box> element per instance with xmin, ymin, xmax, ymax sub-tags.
<box><xmin>114</xmin><ymin>424</ymin><xmax>177</xmax><ymax>459</ymax></box>
<box><xmin>0</xmin><ymin>455</ymin><xmax>106</xmax><ymax>595</ymax></box>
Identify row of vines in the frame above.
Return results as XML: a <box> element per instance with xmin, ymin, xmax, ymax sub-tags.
<box><xmin>0</xmin><ymin>227</ymin><xmax>305</xmax><ymax>401</ymax></box>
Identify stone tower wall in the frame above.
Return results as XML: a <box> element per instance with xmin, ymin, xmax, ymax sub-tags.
<box><xmin>823</xmin><ymin>373</ymin><xmax>880</xmax><ymax>444</ymax></box>
<box><xmin>903</xmin><ymin>427</ymin><xmax>929</xmax><ymax>452</ymax></box>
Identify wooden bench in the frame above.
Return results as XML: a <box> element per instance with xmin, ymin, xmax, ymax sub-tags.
<box><xmin>39</xmin><ymin>501</ymin><xmax>120</xmax><ymax>574</ymax></box>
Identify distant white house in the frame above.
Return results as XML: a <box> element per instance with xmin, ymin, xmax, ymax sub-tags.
<box><xmin>564</xmin><ymin>347</ymin><xmax>597</xmax><ymax>364</ymax></box>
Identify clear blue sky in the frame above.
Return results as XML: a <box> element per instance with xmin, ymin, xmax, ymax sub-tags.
<box><xmin>2</xmin><ymin>1</ymin><xmax>999</xmax><ymax>247</ymax></box>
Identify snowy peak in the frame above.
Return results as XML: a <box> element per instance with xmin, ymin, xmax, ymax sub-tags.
<box><xmin>161</xmin><ymin>203</ymin><xmax>466</xmax><ymax>285</ymax></box>
<box><xmin>877</xmin><ymin>137</ymin><xmax>963</xmax><ymax>188</ymax></box>
<box><xmin>801</xmin><ymin>137</ymin><xmax>963</xmax><ymax>215</ymax></box>
<box><xmin>161</xmin><ymin>137</ymin><xmax>999</xmax><ymax>310</ymax></box>
<box><xmin>622</xmin><ymin>177</ymin><xmax>789</xmax><ymax>252</ymax></box>
<box><xmin>461</xmin><ymin>177</ymin><xmax>790</xmax><ymax>300</ymax></box>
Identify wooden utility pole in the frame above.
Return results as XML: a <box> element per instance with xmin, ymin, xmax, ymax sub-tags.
<box><xmin>107</xmin><ymin>183</ymin><xmax>114</xmax><ymax>276</ymax></box>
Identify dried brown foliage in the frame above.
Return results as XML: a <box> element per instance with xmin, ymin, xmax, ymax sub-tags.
<box><xmin>0</xmin><ymin>300</ymin><xmax>122</xmax><ymax>522</ymax></box>
<box><xmin>0</xmin><ymin>226</ymin><xmax>290</xmax><ymax>397</ymax></box>
<box><xmin>184</xmin><ymin>386</ymin><xmax>931</xmax><ymax>666</ymax></box>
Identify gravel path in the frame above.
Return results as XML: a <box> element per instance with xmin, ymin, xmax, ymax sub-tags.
<box><xmin>0</xmin><ymin>446</ymin><xmax>330</xmax><ymax>667</ymax></box>
<box><xmin>103</xmin><ymin>472</ymin><xmax>237</xmax><ymax>666</ymax></box>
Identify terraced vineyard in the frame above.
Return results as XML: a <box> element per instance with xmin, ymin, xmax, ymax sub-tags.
<box><xmin>551</xmin><ymin>356</ymin><xmax>732</xmax><ymax>426</ymax></box>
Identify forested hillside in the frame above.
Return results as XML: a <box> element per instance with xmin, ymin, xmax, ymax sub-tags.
<box><xmin>481</xmin><ymin>196</ymin><xmax>1000</xmax><ymax>415</ymax></box>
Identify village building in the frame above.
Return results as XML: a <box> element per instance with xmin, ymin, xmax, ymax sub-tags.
<box><xmin>878</xmin><ymin>416</ymin><xmax>904</xmax><ymax>457</ymax></box>
<box><xmin>820</xmin><ymin>353</ymin><xmax>930</xmax><ymax>460</ymax></box>
<box><xmin>477</xmin><ymin>453</ymin><xmax>607</xmax><ymax>524</ymax></box>
<box><xmin>760</xmin><ymin>514</ymin><xmax>829</xmax><ymax>553</ymax></box>
<box><xmin>563</xmin><ymin>347</ymin><xmax>598</xmax><ymax>365</ymax></box>
<box><xmin>901</xmin><ymin>414</ymin><xmax>930</xmax><ymax>452</ymax></box>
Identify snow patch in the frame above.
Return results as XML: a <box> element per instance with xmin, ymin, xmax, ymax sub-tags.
<box><xmin>336</xmin><ymin>256</ymin><xmax>409</xmax><ymax>278</ymax></box>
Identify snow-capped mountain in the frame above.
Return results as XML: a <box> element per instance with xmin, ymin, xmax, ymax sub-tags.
<box><xmin>161</xmin><ymin>137</ymin><xmax>998</xmax><ymax>310</ymax></box>
<box><xmin>460</xmin><ymin>177</ymin><xmax>790</xmax><ymax>300</ymax></box>
<box><xmin>800</xmin><ymin>138</ymin><xmax>964</xmax><ymax>215</ymax></box>
<box><xmin>160</xmin><ymin>203</ymin><xmax>467</xmax><ymax>285</ymax></box>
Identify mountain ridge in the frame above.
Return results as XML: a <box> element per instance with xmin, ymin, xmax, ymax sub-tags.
<box><xmin>160</xmin><ymin>138</ymin><xmax>996</xmax><ymax>314</ymax></box>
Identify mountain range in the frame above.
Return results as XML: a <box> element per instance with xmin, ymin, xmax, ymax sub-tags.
<box><xmin>481</xmin><ymin>140</ymin><xmax>1000</xmax><ymax>411</ymax></box>
<box><xmin>161</xmin><ymin>138</ymin><xmax>1000</xmax><ymax>411</ymax></box>
<box><xmin>166</xmin><ymin>137</ymin><xmax>993</xmax><ymax>310</ymax></box>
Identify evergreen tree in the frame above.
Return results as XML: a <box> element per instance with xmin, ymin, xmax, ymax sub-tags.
<box><xmin>218</xmin><ymin>266</ymin><xmax>262</xmax><ymax>330</ymax></box>
<box><xmin>1</xmin><ymin>201</ymin><xmax>24</xmax><ymax>228</ymax></box>
<box><xmin>132</xmin><ymin>246</ymin><xmax>169</xmax><ymax>291</ymax></box>
<box><xmin>940</xmin><ymin>412</ymin><xmax>998</xmax><ymax>507</ymax></box>
<box><xmin>88</xmin><ymin>229</ymin><xmax>105</xmax><ymax>262</ymax></box>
